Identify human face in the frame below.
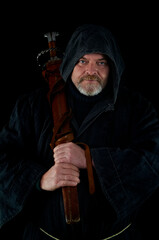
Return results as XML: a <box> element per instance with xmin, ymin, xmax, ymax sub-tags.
<box><xmin>71</xmin><ymin>53</ymin><xmax>110</xmax><ymax>96</ymax></box>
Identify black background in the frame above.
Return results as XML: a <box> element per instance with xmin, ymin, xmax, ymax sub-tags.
<box><xmin>0</xmin><ymin>3</ymin><xmax>159</xmax><ymax>127</ymax></box>
<box><xmin>0</xmin><ymin>2</ymin><xmax>159</xmax><ymax>239</ymax></box>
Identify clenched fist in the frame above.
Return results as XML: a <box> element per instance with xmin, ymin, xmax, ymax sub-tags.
<box><xmin>53</xmin><ymin>142</ymin><xmax>87</xmax><ymax>169</ymax></box>
<box><xmin>40</xmin><ymin>142</ymin><xmax>87</xmax><ymax>191</ymax></box>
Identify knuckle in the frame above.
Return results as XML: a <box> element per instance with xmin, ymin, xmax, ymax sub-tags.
<box><xmin>68</xmin><ymin>142</ymin><xmax>73</xmax><ymax>146</ymax></box>
<box><xmin>54</xmin><ymin>168</ymin><xmax>58</xmax><ymax>176</ymax></box>
<box><xmin>54</xmin><ymin>178</ymin><xmax>59</xmax><ymax>185</ymax></box>
<box><xmin>68</xmin><ymin>142</ymin><xmax>74</xmax><ymax>149</ymax></box>
<box><xmin>67</xmin><ymin>152</ymin><xmax>72</xmax><ymax>161</ymax></box>
<box><xmin>54</xmin><ymin>164</ymin><xmax>60</xmax><ymax>174</ymax></box>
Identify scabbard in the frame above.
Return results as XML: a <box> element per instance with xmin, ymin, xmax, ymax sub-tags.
<box><xmin>44</xmin><ymin>64</ymin><xmax>80</xmax><ymax>224</ymax></box>
<box><xmin>41</xmin><ymin>34</ymin><xmax>81</xmax><ymax>224</ymax></box>
<box><xmin>62</xmin><ymin>186</ymin><xmax>80</xmax><ymax>224</ymax></box>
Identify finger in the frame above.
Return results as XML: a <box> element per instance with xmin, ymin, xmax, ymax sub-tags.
<box><xmin>53</xmin><ymin>144</ymin><xmax>69</xmax><ymax>161</ymax></box>
<box><xmin>55</xmin><ymin>165</ymin><xmax>80</xmax><ymax>188</ymax></box>
<box><xmin>57</xmin><ymin>179</ymin><xmax>79</xmax><ymax>188</ymax></box>
<box><xmin>54</xmin><ymin>142</ymin><xmax>75</xmax><ymax>155</ymax></box>
<box><xmin>54</xmin><ymin>156</ymin><xmax>71</xmax><ymax>165</ymax></box>
<box><xmin>59</xmin><ymin>173</ymin><xmax>80</xmax><ymax>183</ymax></box>
<box><xmin>60</xmin><ymin>166</ymin><xmax>80</xmax><ymax>177</ymax></box>
<box><xmin>56</xmin><ymin>162</ymin><xmax>80</xmax><ymax>173</ymax></box>
<box><xmin>54</xmin><ymin>151</ymin><xmax>69</xmax><ymax>161</ymax></box>
<box><xmin>54</xmin><ymin>143</ymin><xmax>68</xmax><ymax>153</ymax></box>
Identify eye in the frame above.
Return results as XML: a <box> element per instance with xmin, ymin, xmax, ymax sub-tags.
<box><xmin>79</xmin><ymin>59</ymin><xmax>87</xmax><ymax>64</ymax></box>
<box><xmin>97</xmin><ymin>61</ymin><xmax>108</xmax><ymax>66</ymax></box>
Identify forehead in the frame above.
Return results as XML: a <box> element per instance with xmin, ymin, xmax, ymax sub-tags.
<box><xmin>81</xmin><ymin>53</ymin><xmax>106</xmax><ymax>60</ymax></box>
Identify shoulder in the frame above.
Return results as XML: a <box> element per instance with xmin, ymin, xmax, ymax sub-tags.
<box><xmin>17</xmin><ymin>87</ymin><xmax>48</xmax><ymax>104</ymax></box>
<box><xmin>10</xmin><ymin>87</ymin><xmax>50</xmax><ymax>120</ymax></box>
<box><xmin>116</xmin><ymin>85</ymin><xmax>159</xmax><ymax>121</ymax></box>
<box><xmin>15</xmin><ymin>87</ymin><xmax>48</xmax><ymax>109</ymax></box>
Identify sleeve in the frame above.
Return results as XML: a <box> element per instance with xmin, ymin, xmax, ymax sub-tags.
<box><xmin>0</xmin><ymin>95</ymin><xmax>47</xmax><ymax>228</ymax></box>
<box><xmin>91</xmin><ymin>95</ymin><xmax>159</xmax><ymax>220</ymax></box>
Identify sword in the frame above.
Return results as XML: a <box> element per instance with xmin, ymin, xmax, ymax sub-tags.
<box><xmin>43</xmin><ymin>32</ymin><xmax>80</xmax><ymax>224</ymax></box>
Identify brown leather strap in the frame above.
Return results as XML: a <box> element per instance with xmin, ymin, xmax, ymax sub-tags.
<box><xmin>77</xmin><ymin>142</ymin><xmax>95</xmax><ymax>194</ymax></box>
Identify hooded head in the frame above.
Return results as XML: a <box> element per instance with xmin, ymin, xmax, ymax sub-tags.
<box><xmin>60</xmin><ymin>24</ymin><xmax>125</xmax><ymax>104</ymax></box>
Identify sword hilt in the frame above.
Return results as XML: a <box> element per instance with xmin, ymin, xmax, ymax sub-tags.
<box><xmin>44</xmin><ymin>32</ymin><xmax>59</xmax><ymax>59</ymax></box>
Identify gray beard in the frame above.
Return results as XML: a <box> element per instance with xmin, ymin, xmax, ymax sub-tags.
<box><xmin>77</xmin><ymin>75</ymin><xmax>103</xmax><ymax>96</ymax></box>
<box><xmin>77</xmin><ymin>84</ymin><xmax>103</xmax><ymax>96</ymax></box>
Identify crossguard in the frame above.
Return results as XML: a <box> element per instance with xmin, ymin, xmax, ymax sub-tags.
<box><xmin>44</xmin><ymin>32</ymin><xmax>59</xmax><ymax>42</ymax></box>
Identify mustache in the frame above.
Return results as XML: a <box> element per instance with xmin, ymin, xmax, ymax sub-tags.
<box><xmin>79</xmin><ymin>75</ymin><xmax>101</xmax><ymax>83</ymax></box>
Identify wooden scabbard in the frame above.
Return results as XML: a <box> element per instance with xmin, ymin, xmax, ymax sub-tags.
<box><xmin>43</xmin><ymin>61</ymin><xmax>80</xmax><ymax>224</ymax></box>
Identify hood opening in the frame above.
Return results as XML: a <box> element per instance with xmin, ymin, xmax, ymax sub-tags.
<box><xmin>60</xmin><ymin>24</ymin><xmax>125</xmax><ymax>104</ymax></box>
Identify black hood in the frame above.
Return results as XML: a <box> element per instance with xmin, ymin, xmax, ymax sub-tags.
<box><xmin>60</xmin><ymin>24</ymin><xmax>125</xmax><ymax>104</ymax></box>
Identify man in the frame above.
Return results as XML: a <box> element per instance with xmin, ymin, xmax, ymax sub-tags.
<box><xmin>0</xmin><ymin>24</ymin><xmax>159</xmax><ymax>239</ymax></box>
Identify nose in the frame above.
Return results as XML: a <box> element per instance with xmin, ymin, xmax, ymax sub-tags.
<box><xmin>85</xmin><ymin>63</ymin><xmax>97</xmax><ymax>75</ymax></box>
